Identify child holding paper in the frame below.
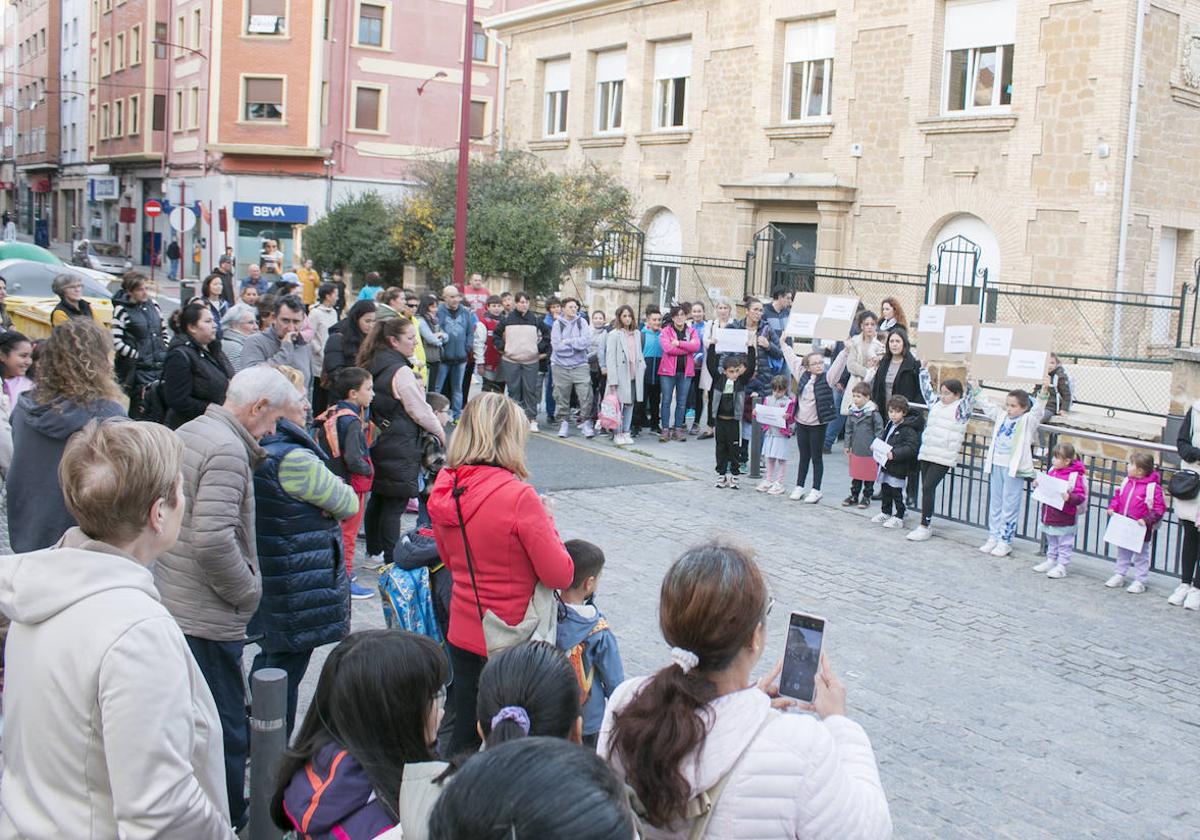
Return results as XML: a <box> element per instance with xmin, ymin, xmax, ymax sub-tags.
<box><xmin>756</xmin><ymin>374</ymin><xmax>794</xmax><ymax>495</ymax></box>
<box><xmin>908</xmin><ymin>378</ymin><xmax>974</xmax><ymax>542</ymax></box>
<box><xmin>843</xmin><ymin>382</ymin><xmax>882</xmax><ymax>508</ymax></box>
<box><xmin>781</xmin><ymin>344</ymin><xmax>847</xmax><ymax>503</ymax></box>
<box><xmin>1104</xmin><ymin>453</ymin><xmax>1166</xmax><ymax>593</ymax></box>
<box><xmin>871</xmin><ymin>395</ymin><xmax>920</xmax><ymax>528</ymax></box>
<box><xmin>1032</xmin><ymin>443</ymin><xmax>1087</xmax><ymax>579</ymax></box>
<box><xmin>713</xmin><ymin>354</ymin><xmax>748</xmax><ymax>489</ymax></box>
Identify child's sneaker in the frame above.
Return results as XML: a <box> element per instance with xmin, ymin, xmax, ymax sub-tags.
<box><xmin>1046</xmin><ymin>564</ymin><xmax>1067</xmax><ymax>579</ymax></box>
<box><xmin>756</xmin><ymin>480</ymin><xmax>772</xmax><ymax>493</ymax></box>
<box><xmin>856</xmin><ymin>499</ymin><xmax>869</xmax><ymax>509</ymax></box>
<box><xmin>581</xmin><ymin>420</ymin><xmax>596</xmax><ymax>438</ymax></box>
<box><xmin>558</xmin><ymin>421</ymin><xmax>570</xmax><ymax>438</ymax></box>
<box><xmin>728</xmin><ymin>477</ymin><xmax>740</xmax><ymax>490</ymax></box>
<box><xmin>906</xmin><ymin>525</ymin><xmax>932</xmax><ymax>542</ymax></box>
<box><xmin>1126</xmin><ymin>580</ymin><xmax>1146</xmax><ymax>594</ymax></box>
<box><xmin>767</xmin><ymin>482</ymin><xmax>786</xmax><ymax>495</ymax></box>
<box><xmin>803</xmin><ymin>489</ymin><xmax>823</xmax><ymax>504</ymax></box>
<box><xmin>841</xmin><ymin>495</ymin><xmax>857</xmax><ymax>507</ymax></box>
<box><xmin>529</xmin><ymin>421</ymin><xmax>540</xmax><ymax>433</ymax></box>
<box><xmin>870</xmin><ymin>512</ymin><xmax>889</xmax><ymax>524</ymax></box>
<box><xmin>1184</xmin><ymin>587</ymin><xmax>1200</xmax><ymax>610</ymax></box>
<box><xmin>788</xmin><ymin>486</ymin><xmax>805</xmax><ymax>501</ymax></box>
<box><xmin>714</xmin><ymin>475</ymin><xmax>729</xmax><ymax>489</ymax></box>
<box><xmin>362</xmin><ymin>553</ymin><xmax>386</xmax><ymax>571</ymax></box>
<box><xmin>882</xmin><ymin>516</ymin><xmax>904</xmax><ymax>529</ymax></box>
<box><xmin>1104</xmin><ymin>573</ymin><xmax>1125</xmax><ymax>588</ymax></box>
<box><xmin>1167</xmin><ymin>583</ymin><xmax>1191</xmax><ymax>605</ymax></box>
<box><xmin>990</xmin><ymin>542</ymin><xmax>1013</xmax><ymax>557</ymax></box>
<box><xmin>1032</xmin><ymin>559</ymin><xmax>1056</xmax><ymax>573</ymax></box>
<box><xmin>978</xmin><ymin>537</ymin><xmax>998</xmax><ymax>554</ymax></box>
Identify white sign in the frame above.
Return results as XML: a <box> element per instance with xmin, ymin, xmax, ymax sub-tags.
<box><xmin>785</xmin><ymin>311</ymin><xmax>820</xmax><ymax>337</ymax></box>
<box><xmin>870</xmin><ymin>437</ymin><xmax>892</xmax><ymax>467</ymax></box>
<box><xmin>713</xmin><ymin>327</ymin><xmax>746</xmax><ymax>355</ymax></box>
<box><xmin>1033</xmin><ymin>470</ymin><xmax>1071</xmax><ymax>511</ymax></box>
<box><xmin>169</xmin><ymin>206</ymin><xmax>197</xmax><ymax>232</ymax></box>
<box><xmin>975</xmin><ymin>326</ymin><xmax>1013</xmax><ymax>357</ymax></box>
<box><xmin>248</xmin><ymin>14</ymin><xmax>281</xmax><ymax>34</ymax></box>
<box><xmin>821</xmin><ymin>296</ymin><xmax>858</xmax><ymax>322</ymax></box>
<box><xmin>1007</xmin><ymin>348</ymin><xmax>1048</xmax><ymax>380</ymax></box>
<box><xmin>943</xmin><ymin>325</ymin><xmax>973</xmax><ymax>355</ymax></box>
<box><xmin>918</xmin><ymin>306</ymin><xmax>946</xmax><ymax>334</ymax></box>
<box><xmin>1103</xmin><ymin>512</ymin><xmax>1148</xmax><ymax>554</ymax></box>
<box><xmin>754</xmin><ymin>404</ymin><xmax>788</xmax><ymax>429</ymax></box>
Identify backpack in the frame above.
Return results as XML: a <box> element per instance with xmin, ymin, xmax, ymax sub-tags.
<box><xmin>313</xmin><ymin>405</ymin><xmax>369</xmax><ymax>460</ymax></box>
<box><xmin>378</xmin><ymin>562</ymin><xmax>443</xmax><ymax>643</ymax></box>
<box><xmin>563</xmin><ymin>617</ymin><xmax>610</xmax><ymax>705</ymax></box>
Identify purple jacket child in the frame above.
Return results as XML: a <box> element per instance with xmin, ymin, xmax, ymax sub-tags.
<box><xmin>280</xmin><ymin>742</ymin><xmax>394</xmax><ymax>839</ymax></box>
<box><xmin>1041</xmin><ymin>459</ymin><xmax>1087</xmax><ymax>528</ymax></box>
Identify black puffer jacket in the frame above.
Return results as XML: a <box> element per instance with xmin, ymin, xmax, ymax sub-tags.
<box><xmin>366</xmin><ymin>348</ymin><xmax>421</xmax><ymax>498</ymax></box>
<box><xmin>322</xmin><ymin>317</ymin><xmax>368</xmax><ymax>388</ymax></box>
<box><xmin>162</xmin><ymin>334</ymin><xmax>235</xmax><ymax>429</ymax></box>
<box><xmin>111</xmin><ymin>288</ymin><xmax>168</xmax><ymax>390</ymax></box>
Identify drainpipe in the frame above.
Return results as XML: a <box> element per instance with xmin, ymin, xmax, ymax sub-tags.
<box><xmin>1112</xmin><ymin>0</ymin><xmax>1146</xmax><ymax>357</ymax></box>
<box><xmin>495</xmin><ymin>34</ymin><xmax>508</xmax><ymax>152</ymax></box>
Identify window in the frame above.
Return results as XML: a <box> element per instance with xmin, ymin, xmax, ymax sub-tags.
<box><xmin>653</xmin><ymin>40</ymin><xmax>690</xmax><ymax>129</ymax></box>
<box><xmin>100</xmin><ymin>39</ymin><xmax>111</xmax><ymax>76</ymax></box>
<box><xmin>594</xmin><ymin>49</ymin><xmax>625</xmax><ymax>133</ymax></box>
<box><xmin>173</xmin><ymin>89</ymin><xmax>183</xmax><ymax>130</ymax></box>
<box><xmin>73</xmin><ymin>17</ymin><xmax>79</xmax><ymax>44</ymax></box>
<box><xmin>542</xmin><ymin>58</ymin><xmax>569</xmax><ymax>137</ymax></box>
<box><xmin>357</xmin><ymin>3</ymin><xmax>384</xmax><ymax>47</ymax></box>
<box><xmin>175</xmin><ymin>15</ymin><xmax>185</xmax><ymax>56</ymax></box>
<box><xmin>103</xmin><ymin>0</ymin><xmax>112</xmax><ymax>11</ymax></box>
<box><xmin>128</xmin><ymin>94</ymin><xmax>140</xmax><ymax>134</ymax></box>
<box><xmin>469</xmin><ymin>100</ymin><xmax>487</xmax><ymax>140</ymax></box>
<box><xmin>130</xmin><ymin>25</ymin><xmax>141</xmax><ymax>64</ymax></box>
<box><xmin>353</xmin><ymin>85</ymin><xmax>381</xmax><ymax>131</ymax></box>
<box><xmin>321</xmin><ymin>82</ymin><xmax>329</xmax><ymax>125</ymax></box>
<box><xmin>188</xmin><ymin>86</ymin><xmax>199</xmax><ymax>128</ymax></box>
<box><xmin>191</xmin><ymin>8</ymin><xmax>202</xmax><ymax>50</ymax></box>
<box><xmin>152</xmin><ymin>94</ymin><xmax>166</xmax><ymax>131</ymax></box>
<box><xmin>247</xmin><ymin>0</ymin><xmax>285</xmax><ymax>34</ymax></box>
<box><xmin>99</xmin><ymin>103</ymin><xmax>109</xmax><ymax>139</ymax></box>
<box><xmin>783</xmin><ymin>18</ymin><xmax>834</xmax><ymax>121</ymax></box>
<box><xmin>471</xmin><ymin>20</ymin><xmax>487</xmax><ymax>62</ymax></box>
<box><xmin>943</xmin><ymin>0</ymin><xmax>1014</xmax><ymax>112</ymax></box>
<box><xmin>113</xmin><ymin>99</ymin><xmax>123</xmax><ymax>135</ymax></box>
<box><xmin>244</xmin><ymin>77</ymin><xmax>283</xmax><ymax>121</ymax></box>
<box><xmin>114</xmin><ymin>32</ymin><xmax>125</xmax><ymax>70</ymax></box>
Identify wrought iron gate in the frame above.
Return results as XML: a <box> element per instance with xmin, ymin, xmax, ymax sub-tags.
<box><xmin>746</xmin><ymin>223</ymin><xmax>816</xmax><ymax>298</ymax></box>
<box><xmin>926</xmin><ymin>234</ymin><xmax>988</xmax><ymax>313</ymax></box>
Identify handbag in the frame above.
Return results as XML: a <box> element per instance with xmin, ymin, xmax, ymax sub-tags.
<box><xmin>598</xmin><ymin>390</ymin><xmax>622</xmax><ymax>432</ymax></box>
<box><xmin>452</xmin><ymin>475</ymin><xmax>557</xmax><ymax>657</ymax></box>
<box><xmin>1169</xmin><ymin>469</ymin><xmax>1200</xmax><ymax>501</ymax></box>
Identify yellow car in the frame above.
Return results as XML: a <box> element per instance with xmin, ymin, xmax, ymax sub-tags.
<box><xmin>0</xmin><ymin>259</ymin><xmax>114</xmax><ymax>339</ymax></box>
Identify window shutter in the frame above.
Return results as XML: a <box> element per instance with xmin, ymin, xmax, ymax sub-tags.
<box><xmin>653</xmin><ymin>40</ymin><xmax>691</xmax><ymax>80</ymax></box>
<box><xmin>245</xmin><ymin>77</ymin><xmax>282</xmax><ymax>103</ymax></box>
<box><xmin>248</xmin><ymin>0</ymin><xmax>285</xmax><ymax>15</ymax></box>
<box><xmin>543</xmin><ymin>58</ymin><xmax>570</xmax><ymax>92</ymax></box>
<box><xmin>361</xmin><ymin>4</ymin><xmax>383</xmax><ymax>22</ymax></box>
<box><xmin>355</xmin><ymin>87</ymin><xmax>380</xmax><ymax>130</ymax></box>
<box><xmin>595</xmin><ymin>49</ymin><xmax>626</xmax><ymax>83</ymax></box>
<box><xmin>784</xmin><ymin>17</ymin><xmax>835</xmax><ymax>63</ymax></box>
<box><xmin>944</xmin><ymin>0</ymin><xmax>1015</xmax><ymax>50</ymax></box>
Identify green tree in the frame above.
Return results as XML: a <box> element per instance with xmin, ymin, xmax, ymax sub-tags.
<box><xmin>395</xmin><ymin>151</ymin><xmax>631</xmax><ymax>295</ymax></box>
<box><xmin>302</xmin><ymin>192</ymin><xmax>407</xmax><ymax>284</ymax></box>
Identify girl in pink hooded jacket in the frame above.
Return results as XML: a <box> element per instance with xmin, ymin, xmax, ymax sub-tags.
<box><xmin>1104</xmin><ymin>452</ymin><xmax>1166</xmax><ymax>594</ymax></box>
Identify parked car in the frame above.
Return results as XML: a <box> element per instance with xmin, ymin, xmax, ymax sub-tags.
<box><xmin>0</xmin><ymin>241</ymin><xmax>120</xmax><ymax>287</ymax></box>
<box><xmin>73</xmin><ymin>239</ymin><xmax>133</xmax><ymax>275</ymax></box>
<box><xmin>0</xmin><ymin>259</ymin><xmax>115</xmax><ymax>338</ymax></box>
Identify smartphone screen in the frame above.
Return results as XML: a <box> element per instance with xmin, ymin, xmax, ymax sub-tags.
<box><xmin>779</xmin><ymin>612</ymin><xmax>826</xmax><ymax>703</ymax></box>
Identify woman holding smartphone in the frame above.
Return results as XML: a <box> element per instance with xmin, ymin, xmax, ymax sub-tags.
<box><xmin>599</xmin><ymin>541</ymin><xmax>892</xmax><ymax>839</ymax></box>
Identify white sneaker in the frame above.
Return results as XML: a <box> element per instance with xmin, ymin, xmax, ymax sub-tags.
<box><xmin>616</xmin><ymin>433</ymin><xmax>632</xmax><ymax>446</ymax></box>
<box><xmin>767</xmin><ymin>482</ymin><xmax>786</xmax><ymax>495</ymax></box>
<box><xmin>582</xmin><ymin>420</ymin><xmax>596</xmax><ymax>438</ymax></box>
<box><xmin>1184</xmin><ymin>587</ymin><xmax>1200</xmax><ymax>610</ymax></box>
<box><xmin>870</xmin><ymin>512</ymin><xmax>889</xmax><ymax>524</ymax></box>
<box><xmin>558</xmin><ymin>421</ymin><xmax>570</xmax><ymax>438</ymax></box>
<box><xmin>803</xmin><ymin>489</ymin><xmax>823</xmax><ymax>504</ymax></box>
<box><xmin>906</xmin><ymin>525</ymin><xmax>932</xmax><ymax>542</ymax></box>
<box><xmin>1126</xmin><ymin>580</ymin><xmax>1146</xmax><ymax>594</ymax></box>
<box><xmin>1167</xmin><ymin>583</ymin><xmax>1191</xmax><ymax>606</ymax></box>
<box><xmin>882</xmin><ymin>516</ymin><xmax>905</xmax><ymax>529</ymax></box>
<box><xmin>529</xmin><ymin>421</ymin><xmax>540</xmax><ymax>433</ymax></box>
<box><xmin>789</xmin><ymin>486</ymin><xmax>805</xmax><ymax>501</ymax></box>
<box><xmin>1046</xmin><ymin>564</ymin><xmax>1067</xmax><ymax>579</ymax></box>
<box><xmin>1033</xmin><ymin>559</ymin><xmax>1056</xmax><ymax>573</ymax></box>
<box><xmin>362</xmin><ymin>552</ymin><xmax>385</xmax><ymax>571</ymax></box>
<box><xmin>978</xmin><ymin>537</ymin><xmax>998</xmax><ymax>554</ymax></box>
<box><xmin>990</xmin><ymin>542</ymin><xmax>1013</xmax><ymax>557</ymax></box>
<box><xmin>1104</xmin><ymin>573</ymin><xmax>1126</xmax><ymax>588</ymax></box>
<box><xmin>755</xmin><ymin>480</ymin><xmax>771</xmax><ymax>493</ymax></box>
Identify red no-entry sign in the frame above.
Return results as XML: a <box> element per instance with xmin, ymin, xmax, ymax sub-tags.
<box><xmin>144</xmin><ymin>200</ymin><xmax>163</xmax><ymax>217</ymax></box>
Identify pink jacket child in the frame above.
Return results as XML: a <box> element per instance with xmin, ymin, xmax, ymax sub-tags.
<box><xmin>1041</xmin><ymin>459</ymin><xmax>1087</xmax><ymax>528</ymax></box>
<box><xmin>657</xmin><ymin>325</ymin><xmax>701</xmax><ymax>377</ymax></box>
<box><xmin>1107</xmin><ymin>470</ymin><xmax>1167</xmax><ymax>541</ymax></box>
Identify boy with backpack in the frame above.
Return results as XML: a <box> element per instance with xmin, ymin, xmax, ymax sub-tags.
<box><xmin>556</xmin><ymin>539</ymin><xmax>625</xmax><ymax>748</ymax></box>
<box><xmin>315</xmin><ymin>367</ymin><xmax>374</xmax><ymax>593</ymax></box>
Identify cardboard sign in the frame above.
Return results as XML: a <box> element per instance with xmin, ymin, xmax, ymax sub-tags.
<box><xmin>968</xmin><ymin>323</ymin><xmax>1055</xmax><ymax>384</ymax></box>
<box><xmin>915</xmin><ymin>305</ymin><xmax>979</xmax><ymax>359</ymax></box>
<box><xmin>754</xmin><ymin>404</ymin><xmax>788</xmax><ymax>429</ymax></box>
<box><xmin>712</xmin><ymin>327</ymin><xmax>747</xmax><ymax>354</ymax></box>
<box><xmin>783</xmin><ymin>293</ymin><xmax>860</xmax><ymax>340</ymax></box>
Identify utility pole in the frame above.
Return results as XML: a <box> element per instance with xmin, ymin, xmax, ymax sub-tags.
<box><xmin>451</xmin><ymin>0</ymin><xmax>476</xmax><ymax>291</ymax></box>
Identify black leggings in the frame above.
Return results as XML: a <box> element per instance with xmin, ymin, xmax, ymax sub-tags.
<box><xmin>364</xmin><ymin>492</ymin><xmax>409</xmax><ymax>562</ymax></box>
<box><xmin>447</xmin><ymin>642</ymin><xmax>487</xmax><ymax>756</ymax></box>
<box><xmin>795</xmin><ymin>423</ymin><xmax>827</xmax><ymax>489</ymax></box>
<box><xmin>920</xmin><ymin>462</ymin><xmax>952</xmax><ymax>527</ymax></box>
<box><xmin>1182</xmin><ymin>520</ymin><xmax>1200</xmax><ymax>586</ymax></box>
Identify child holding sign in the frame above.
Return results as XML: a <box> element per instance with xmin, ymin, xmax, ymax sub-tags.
<box><xmin>1031</xmin><ymin>443</ymin><xmax>1087</xmax><ymax>579</ymax></box>
<box><xmin>755</xmin><ymin>375</ymin><xmax>794</xmax><ymax>494</ymax></box>
<box><xmin>974</xmin><ymin>384</ymin><xmax>1050</xmax><ymax>557</ymax></box>
<box><xmin>1103</xmin><ymin>453</ymin><xmax>1166</xmax><ymax>593</ymax></box>
<box><xmin>781</xmin><ymin>344</ymin><xmax>847</xmax><ymax>503</ymax></box>
<box><xmin>871</xmin><ymin>395</ymin><xmax>921</xmax><ymax>528</ymax></box>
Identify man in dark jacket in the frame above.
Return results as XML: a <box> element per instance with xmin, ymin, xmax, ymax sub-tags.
<box><xmin>493</xmin><ymin>291</ymin><xmax>550</xmax><ymax>430</ymax></box>
<box><xmin>212</xmin><ymin>255</ymin><xmax>236</xmax><ymax>305</ymax></box>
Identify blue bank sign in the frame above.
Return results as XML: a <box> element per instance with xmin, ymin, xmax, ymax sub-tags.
<box><xmin>232</xmin><ymin>202</ymin><xmax>309</xmax><ymax>224</ymax></box>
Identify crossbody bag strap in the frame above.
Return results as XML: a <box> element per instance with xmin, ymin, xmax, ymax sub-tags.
<box><xmin>685</xmin><ymin>713</ymin><xmax>775</xmax><ymax>840</ymax></box>
<box><xmin>451</xmin><ymin>475</ymin><xmax>486</xmax><ymax>624</ymax></box>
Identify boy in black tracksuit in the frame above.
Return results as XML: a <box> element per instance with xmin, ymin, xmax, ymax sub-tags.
<box><xmin>713</xmin><ymin>354</ymin><xmax>748</xmax><ymax>489</ymax></box>
<box><xmin>876</xmin><ymin>394</ymin><xmax>921</xmax><ymax>526</ymax></box>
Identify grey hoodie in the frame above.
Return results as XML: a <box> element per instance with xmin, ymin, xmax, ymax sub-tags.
<box><xmin>6</xmin><ymin>393</ymin><xmax>125</xmax><ymax>553</ymax></box>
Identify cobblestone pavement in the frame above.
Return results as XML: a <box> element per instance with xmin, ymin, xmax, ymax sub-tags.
<box><xmin>282</xmin><ymin>428</ymin><xmax>1200</xmax><ymax>840</ymax></box>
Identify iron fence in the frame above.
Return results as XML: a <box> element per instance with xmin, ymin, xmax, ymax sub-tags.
<box><xmin>641</xmin><ymin>251</ymin><xmax>746</xmax><ymax>313</ymax></box>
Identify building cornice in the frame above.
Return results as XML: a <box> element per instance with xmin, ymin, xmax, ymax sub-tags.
<box><xmin>207</xmin><ymin>144</ymin><xmax>331</xmax><ymax>158</ymax></box>
<box><xmin>485</xmin><ymin>0</ymin><xmax>647</xmax><ymax>31</ymax></box>
<box><xmin>720</xmin><ymin>173</ymin><xmax>856</xmax><ymax>205</ymax></box>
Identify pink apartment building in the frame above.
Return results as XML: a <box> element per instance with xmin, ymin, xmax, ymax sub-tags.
<box><xmin>7</xmin><ymin>0</ymin><xmax>60</xmax><ymax>235</ymax></box>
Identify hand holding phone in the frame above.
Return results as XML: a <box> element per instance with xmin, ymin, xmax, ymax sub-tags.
<box><xmin>810</xmin><ymin>655</ymin><xmax>846</xmax><ymax>719</ymax></box>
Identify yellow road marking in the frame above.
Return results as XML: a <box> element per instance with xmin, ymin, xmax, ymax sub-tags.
<box><xmin>539</xmin><ymin>433</ymin><xmax>694</xmax><ymax>481</ymax></box>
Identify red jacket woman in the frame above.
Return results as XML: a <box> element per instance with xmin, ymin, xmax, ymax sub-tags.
<box><xmin>426</xmin><ymin>392</ymin><xmax>573</xmax><ymax>754</ymax></box>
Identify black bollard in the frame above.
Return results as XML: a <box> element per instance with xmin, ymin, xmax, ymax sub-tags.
<box><xmin>749</xmin><ymin>395</ymin><xmax>763</xmax><ymax>480</ymax></box>
<box><xmin>248</xmin><ymin>668</ymin><xmax>287</xmax><ymax>840</ymax></box>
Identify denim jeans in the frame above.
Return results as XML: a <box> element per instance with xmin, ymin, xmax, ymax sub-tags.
<box><xmin>988</xmin><ymin>465</ymin><xmax>1025</xmax><ymax>544</ymax></box>
<box><xmin>543</xmin><ymin>367</ymin><xmax>556</xmax><ymax>420</ymax></box>
<box><xmin>620</xmin><ymin>403</ymin><xmax>634</xmax><ymax>434</ymax></box>
<box><xmin>186</xmin><ymin>636</ymin><xmax>248</xmax><ymax>830</ymax></box>
<box><xmin>251</xmin><ymin>647</ymin><xmax>314</xmax><ymax>737</ymax></box>
<box><xmin>434</xmin><ymin>360</ymin><xmax>467</xmax><ymax>418</ymax></box>
<box><xmin>659</xmin><ymin>373</ymin><xmax>692</xmax><ymax>430</ymax></box>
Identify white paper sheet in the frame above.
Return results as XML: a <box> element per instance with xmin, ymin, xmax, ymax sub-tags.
<box><xmin>975</xmin><ymin>326</ymin><xmax>1013</xmax><ymax>357</ymax></box>
<box><xmin>1103</xmin><ymin>512</ymin><xmax>1148</xmax><ymax>553</ymax></box>
<box><xmin>1006</xmin><ymin>348</ymin><xmax>1048</xmax><ymax>380</ymax></box>
<box><xmin>942</xmin><ymin>324</ymin><xmax>973</xmax><ymax>354</ymax></box>
<box><xmin>713</xmin><ymin>327</ymin><xmax>746</xmax><ymax>354</ymax></box>
<box><xmin>822</xmin><ymin>296</ymin><xmax>859</xmax><ymax>322</ymax></box>
<box><xmin>870</xmin><ymin>437</ymin><xmax>892</xmax><ymax>467</ymax></box>
<box><xmin>1033</xmin><ymin>470</ymin><xmax>1071</xmax><ymax>511</ymax></box>
<box><xmin>785</xmin><ymin>311</ymin><xmax>820</xmax><ymax>337</ymax></box>
<box><xmin>754</xmin><ymin>404</ymin><xmax>788</xmax><ymax>429</ymax></box>
<box><xmin>918</xmin><ymin>306</ymin><xmax>946</xmax><ymax>334</ymax></box>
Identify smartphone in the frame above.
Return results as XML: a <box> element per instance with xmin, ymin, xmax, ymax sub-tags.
<box><xmin>778</xmin><ymin>611</ymin><xmax>826</xmax><ymax>703</ymax></box>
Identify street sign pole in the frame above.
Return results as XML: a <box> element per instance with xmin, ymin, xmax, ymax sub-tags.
<box><xmin>451</xmin><ymin>0</ymin><xmax>476</xmax><ymax>291</ymax></box>
<box><xmin>144</xmin><ymin>199</ymin><xmax>163</xmax><ymax>286</ymax></box>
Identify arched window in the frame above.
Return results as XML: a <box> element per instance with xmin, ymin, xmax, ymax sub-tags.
<box><xmin>926</xmin><ymin>214</ymin><xmax>1000</xmax><ymax>305</ymax></box>
<box><xmin>644</xmin><ymin>208</ymin><xmax>682</xmax><ymax>308</ymax></box>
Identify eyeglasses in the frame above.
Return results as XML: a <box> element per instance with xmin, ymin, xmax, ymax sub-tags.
<box><xmin>766</xmin><ymin>596</ymin><xmax>776</xmax><ymax>617</ymax></box>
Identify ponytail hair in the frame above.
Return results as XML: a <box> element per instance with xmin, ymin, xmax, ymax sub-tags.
<box><xmin>476</xmin><ymin>641</ymin><xmax>580</xmax><ymax>748</ymax></box>
<box><xmin>608</xmin><ymin>541</ymin><xmax>767</xmax><ymax>828</ymax></box>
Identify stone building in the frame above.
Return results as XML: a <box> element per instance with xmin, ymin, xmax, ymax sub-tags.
<box><xmin>486</xmin><ymin>0</ymin><xmax>1200</xmax><ymax>359</ymax></box>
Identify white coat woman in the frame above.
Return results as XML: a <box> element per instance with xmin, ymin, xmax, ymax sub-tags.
<box><xmin>604</xmin><ymin>304</ymin><xmax>646</xmax><ymax>446</ymax></box>
<box><xmin>841</xmin><ymin>312</ymin><xmax>884</xmax><ymax>415</ymax></box>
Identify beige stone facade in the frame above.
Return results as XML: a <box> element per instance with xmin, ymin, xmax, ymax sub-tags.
<box><xmin>487</xmin><ymin>0</ymin><xmax>1200</xmax><ymax>357</ymax></box>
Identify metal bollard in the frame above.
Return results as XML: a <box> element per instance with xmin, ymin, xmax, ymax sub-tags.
<box><xmin>248</xmin><ymin>668</ymin><xmax>287</xmax><ymax>840</ymax></box>
<box><xmin>749</xmin><ymin>395</ymin><xmax>763</xmax><ymax>480</ymax></box>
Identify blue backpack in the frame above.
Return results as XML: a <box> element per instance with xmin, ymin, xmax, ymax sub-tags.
<box><xmin>378</xmin><ymin>563</ymin><xmax>442</xmax><ymax>643</ymax></box>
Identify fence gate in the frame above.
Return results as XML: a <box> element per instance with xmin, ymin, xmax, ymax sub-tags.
<box><xmin>926</xmin><ymin>234</ymin><xmax>988</xmax><ymax>314</ymax></box>
<box><xmin>746</xmin><ymin>223</ymin><xmax>816</xmax><ymax>298</ymax></box>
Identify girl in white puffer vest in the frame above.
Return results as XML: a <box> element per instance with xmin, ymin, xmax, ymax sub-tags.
<box><xmin>907</xmin><ymin>376</ymin><xmax>974</xmax><ymax>543</ymax></box>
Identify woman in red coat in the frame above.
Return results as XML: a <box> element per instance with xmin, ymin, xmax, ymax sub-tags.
<box><xmin>427</xmin><ymin>391</ymin><xmax>574</xmax><ymax>754</ymax></box>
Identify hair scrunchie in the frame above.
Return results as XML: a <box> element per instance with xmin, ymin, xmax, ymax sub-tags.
<box><xmin>670</xmin><ymin>647</ymin><xmax>700</xmax><ymax>674</ymax></box>
<box><xmin>490</xmin><ymin>705</ymin><xmax>531</xmax><ymax>736</ymax></box>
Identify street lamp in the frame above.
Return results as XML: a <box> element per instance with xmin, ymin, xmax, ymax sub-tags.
<box><xmin>417</xmin><ymin>71</ymin><xmax>448</xmax><ymax>96</ymax></box>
